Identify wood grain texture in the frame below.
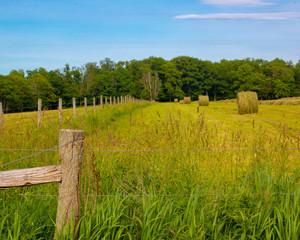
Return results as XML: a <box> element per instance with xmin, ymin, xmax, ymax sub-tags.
<box><xmin>0</xmin><ymin>165</ymin><xmax>61</xmax><ymax>188</ymax></box>
<box><xmin>55</xmin><ymin>129</ymin><xmax>84</xmax><ymax>239</ymax></box>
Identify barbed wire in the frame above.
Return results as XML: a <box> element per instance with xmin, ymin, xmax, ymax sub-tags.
<box><xmin>1</xmin><ymin>100</ymin><xmax>127</xmax><ymax>114</ymax></box>
<box><xmin>85</xmin><ymin>148</ymin><xmax>300</xmax><ymax>153</ymax></box>
<box><xmin>2</xmin><ymin>192</ymin><xmax>298</xmax><ymax>198</ymax></box>
<box><xmin>0</xmin><ymin>147</ymin><xmax>298</xmax><ymax>153</ymax></box>
<box><xmin>0</xmin><ymin>138</ymin><xmax>84</xmax><ymax>168</ymax></box>
<box><xmin>0</xmin><ymin>148</ymin><xmax>58</xmax><ymax>152</ymax></box>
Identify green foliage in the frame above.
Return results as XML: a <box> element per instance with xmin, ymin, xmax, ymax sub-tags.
<box><xmin>1</xmin><ymin>57</ymin><xmax>299</xmax><ymax>112</ymax></box>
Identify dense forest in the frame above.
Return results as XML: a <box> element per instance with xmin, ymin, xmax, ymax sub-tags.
<box><xmin>0</xmin><ymin>56</ymin><xmax>299</xmax><ymax>112</ymax></box>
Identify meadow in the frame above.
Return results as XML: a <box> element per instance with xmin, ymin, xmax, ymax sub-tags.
<box><xmin>0</xmin><ymin>101</ymin><xmax>299</xmax><ymax>239</ymax></box>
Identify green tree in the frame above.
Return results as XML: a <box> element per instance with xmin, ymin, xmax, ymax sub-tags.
<box><xmin>294</xmin><ymin>60</ymin><xmax>300</xmax><ymax>96</ymax></box>
<box><xmin>28</xmin><ymin>73</ymin><xmax>56</xmax><ymax>106</ymax></box>
<box><xmin>261</xmin><ymin>59</ymin><xmax>295</xmax><ymax>99</ymax></box>
<box><xmin>160</xmin><ymin>61</ymin><xmax>183</xmax><ymax>101</ymax></box>
<box><xmin>0</xmin><ymin>71</ymin><xmax>33</xmax><ymax>111</ymax></box>
<box><xmin>171</xmin><ymin>56</ymin><xmax>205</xmax><ymax>99</ymax></box>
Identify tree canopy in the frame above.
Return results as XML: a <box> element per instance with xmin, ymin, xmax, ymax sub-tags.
<box><xmin>0</xmin><ymin>56</ymin><xmax>299</xmax><ymax>112</ymax></box>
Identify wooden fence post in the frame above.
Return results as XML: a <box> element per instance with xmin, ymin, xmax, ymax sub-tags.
<box><xmin>110</xmin><ymin>96</ymin><xmax>112</xmax><ymax>106</ymax></box>
<box><xmin>100</xmin><ymin>95</ymin><xmax>103</xmax><ymax>109</ymax></box>
<box><xmin>113</xmin><ymin>96</ymin><xmax>116</xmax><ymax>105</ymax></box>
<box><xmin>73</xmin><ymin>98</ymin><xmax>76</xmax><ymax>119</ymax></box>
<box><xmin>59</xmin><ymin>98</ymin><xmax>62</xmax><ymax>122</ymax></box>
<box><xmin>55</xmin><ymin>129</ymin><xmax>84</xmax><ymax>239</ymax></box>
<box><xmin>0</xmin><ymin>102</ymin><xmax>3</xmax><ymax>128</ymax></box>
<box><xmin>105</xmin><ymin>97</ymin><xmax>107</xmax><ymax>105</ymax></box>
<box><xmin>84</xmin><ymin>97</ymin><xmax>87</xmax><ymax>115</ymax></box>
<box><xmin>117</xmin><ymin>96</ymin><xmax>120</xmax><ymax>105</ymax></box>
<box><xmin>38</xmin><ymin>99</ymin><xmax>42</xmax><ymax>127</ymax></box>
<box><xmin>93</xmin><ymin>97</ymin><xmax>96</xmax><ymax>112</ymax></box>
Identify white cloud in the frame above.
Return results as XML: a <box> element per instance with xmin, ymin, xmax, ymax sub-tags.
<box><xmin>202</xmin><ymin>0</ymin><xmax>272</xmax><ymax>6</ymax></box>
<box><xmin>174</xmin><ymin>12</ymin><xmax>300</xmax><ymax>20</ymax></box>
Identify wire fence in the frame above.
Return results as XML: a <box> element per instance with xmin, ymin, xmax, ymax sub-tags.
<box><xmin>1</xmin><ymin>191</ymin><xmax>298</xmax><ymax>199</ymax></box>
<box><xmin>0</xmin><ymin>147</ymin><xmax>299</xmax><ymax>153</ymax></box>
<box><xmin>1</xmin><ymin>144</ymin><xmax>299</xmax><ymax>200</ymax></box>
<box><xmin>1</xmin><ymin>146</ymin><xmax>299</xmax><ymax>168</ymax></box>
<box><xmin>0</xmin><ymin>138</ymin><xmax>84</xmax><ymax>168</ymax></box>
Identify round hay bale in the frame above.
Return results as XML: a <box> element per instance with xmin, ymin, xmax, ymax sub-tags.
<box><xmin>198</xmin><ymin>95</ymin><xmax>209</xmax><ymax>106</ymax></box>
<box><xmin>184</xmin><ymin>97</ymin><xmax>191</xmax><ymax>104</ymax></box>
<box><xmin>174</xmin><ymin>98</ymin><xmax>178</xmax><ymax>103</ymax></box>
<box><xmin>179</xmin><ymin>100</ymin><xmax>185</xmax><ymax>104</ymax></box>
<box><xmin>237</xmin><ymin>91</ymin><xmax>258</xmax><ymax>115</ymax></box>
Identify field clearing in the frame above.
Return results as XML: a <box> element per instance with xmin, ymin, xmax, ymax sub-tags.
<box><xmin>0</xmin><ymin>101</ymin><xmax>300</xmax><ymax>239</ymax></box>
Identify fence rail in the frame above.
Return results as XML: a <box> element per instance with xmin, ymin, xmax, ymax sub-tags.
<box><xmin>0</xmin><ymin>129</ymin><xmax>84</xmax><ymax>239</ymax></box>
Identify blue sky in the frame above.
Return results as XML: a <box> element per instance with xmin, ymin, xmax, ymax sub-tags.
<box><xmin>0</xmin><ymin>0</ymin><xmax>299</xmax><ymax>74</ymax></box>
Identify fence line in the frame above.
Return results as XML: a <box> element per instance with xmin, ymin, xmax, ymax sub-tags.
<box><xmin>85</xmin><ymin>147</ymin><xmax>300</xmax><ymax>153</ymax></box>
<box><xmin>0</xmin><ymin>129</ymin><xmax>84</xmax><ymax>238</ymax></box>
<box><xmin>3</xmin><ymin>95</ymin><xmax>141</xmax><ymax>114</ymax></box>
<box><xmin>0</xmin><ymin>138</ymin><xmax>84</xmax><ymax>168</ymax></box>
<box><xmin>2</xmin><ymin>192</ymin><xmax>298</xmax><ymax>198</ymax></box>
<box><xmin>0</xmin><ymin>147</ymin><xmax>299</xmax><ymax>153</ymax></box>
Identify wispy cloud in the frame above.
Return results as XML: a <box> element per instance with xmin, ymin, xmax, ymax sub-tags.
<box><xmin>174</xmin><ymin>12</ymin><xmax>300</xmax><ymax>20</ymax></box>
<box><xmin>202</xmin><ymin>0</ymin><xmax>272</xmax><ymax>6</ymax></box>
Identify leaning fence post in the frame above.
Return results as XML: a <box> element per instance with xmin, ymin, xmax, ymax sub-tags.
<box><xmin>73</xmin><ymin>98</ymin><xmax>76</xmax><ymax>119</ymax></box>
<box><xmin>84</xmin><ymin>97</ymin><xmax>87</xmax><ymax>115</ymax></box>
<box><xmin>59</xmin><ymin>98</ymin><xmax>62</xmax><ymax>122</ymax></box>
<box><xmin>55</xmin><ymin>129</ymin><xmax>84</xmax><ymax>239</ymax></box>
<box><xmin>0</xmin><ymin>102</ymin><xmax>3</xmax><ymax>128</ymax></box>
<box><xmin>38</xmin><ymin>99</ymin><xmax>42</xmax><ymax>127</ymax></box>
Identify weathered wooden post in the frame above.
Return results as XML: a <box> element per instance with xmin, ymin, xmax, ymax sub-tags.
<box><xmin>59</xmin><ymin>98</ymin><xmax>62</xmax><ymax>122</ymax></box>
<box><xmin>100</xmin><ymin>95</ymin><xmax>103</xmax><ymax>109</ymax></box>
<box><xmin>110</xmin><ymin>96</ymin><xmax>112</xmax><ymax>106</ymax></box>
<box><xmin>93</xmin><ymin>97</ymin><xmax>96</xmax><ymax>112</ymax></box>
<box><xmin>121</xmin><ymin>96</ymin><xmax>123</xmax><ymax>104</ymax></box>
<box><xmin>38</xmin><ymin>99</ymin><xmax>42</xmax><ymax>127</ymax></box>
<box><xmin>73</xmin><ymin>97</ymin><xmax>76</xmax><ymax>119</ymax></box>
<box><xmin>55</xmin><ymin>129</ymin><xmax>84</xmax><ymax>239</ymax></box>
<box><xmin>84</xmin><ymin>97</ymin><xmax>87</xmax><ymax>115</ymax></box>
<box><xmin>117</xmin><ymin>96</ymin><xmax>120</xmax><ymax>105</ymax></box>
<box><xmin>105</xmin><ymin>97</ymin><xmax>107</xmax><ymax>105</ymax></box>
<box><xmin>113</xmin><ymin>96</ymin><xmax>116</xmax><ymax>105</ymax></box>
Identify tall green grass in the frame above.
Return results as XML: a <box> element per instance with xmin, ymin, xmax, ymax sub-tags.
<box><xmin>0</xmin><ymin>102</ymin><xmax>299</xmax><ymax>239</ymax></box>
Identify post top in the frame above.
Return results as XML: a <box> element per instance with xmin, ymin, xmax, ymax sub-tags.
<box><xmin>59</xmin><ymin>129</ymin><xmax>84</xmax><ymax>133</ymax></box>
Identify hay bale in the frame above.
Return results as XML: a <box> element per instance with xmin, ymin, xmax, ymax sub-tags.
<box><xmin>174</xmin><ymin>98</ymin><xmax>178</xmax><ymax>103</ymax></box>
<box><xmin>198</xmin><ymin>95</ymin><xmax>209</xmax><ymax>106</ymax></box>
<box><xmin>237</xmin><ymin>91</ymin><xmax>258</xmax><ymax>115</ymax></box>
<box><xmin>184</xmin><ymin>97</ymin><xmax>191</xmax><ymax>104</ymax></box>
<box><xmin>179</xmin><ymin>100</ymin><xmax>185</xmax><ymax>104</ymax></box>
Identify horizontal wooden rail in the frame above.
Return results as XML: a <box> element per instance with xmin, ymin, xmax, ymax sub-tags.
<box><xmin>0</xmin><ymin>165</ymin><xmax>61</xmax><ymax>188</ymax></box>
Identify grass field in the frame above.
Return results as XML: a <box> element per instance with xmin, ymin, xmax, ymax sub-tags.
<box><xmin>0</xmin><ymin>101</ymin><xmax>300</xmax><ymax>239</ymax></box>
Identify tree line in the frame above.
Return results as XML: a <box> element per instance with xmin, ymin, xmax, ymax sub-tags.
<box><xmin>0</xmin><ymin>56</ymin><xmax>299</xmax><ymax>112</ymax></box>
